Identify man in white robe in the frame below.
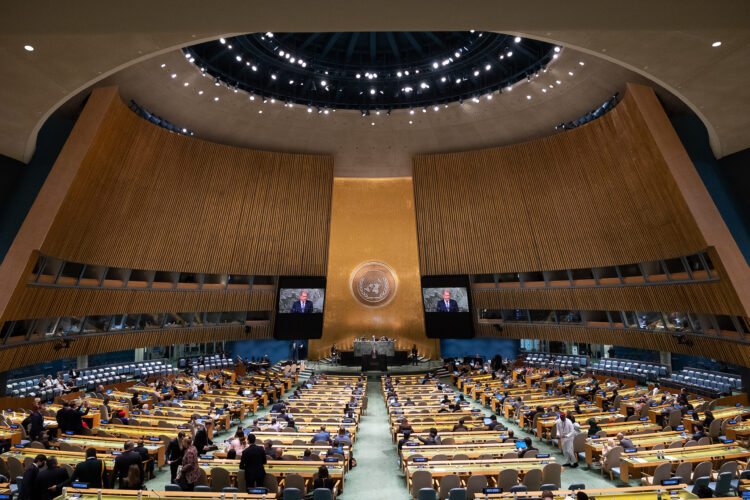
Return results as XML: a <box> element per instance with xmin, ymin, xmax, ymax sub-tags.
<box><xmin>555</xmin><ymin>412</ymin><xmax>578</xmax><ymax>467</ymax></box>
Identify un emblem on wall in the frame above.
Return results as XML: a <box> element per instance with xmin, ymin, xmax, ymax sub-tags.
<box><xmin>350</xmin><ymin>262</ymin><xmax>398</xmax><ymax>308</ymax></box>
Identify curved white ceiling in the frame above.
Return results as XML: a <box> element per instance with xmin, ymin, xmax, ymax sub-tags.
<box><xmin>1</xmin><ymin>1</ymin><xmax>748</xmax><ymax>164</ymax></box>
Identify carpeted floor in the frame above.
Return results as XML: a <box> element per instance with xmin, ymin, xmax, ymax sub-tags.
<box><xmin>144</xmin><ymin>370</ymin><xmax>628</xmax><ymax>497</ymax></box>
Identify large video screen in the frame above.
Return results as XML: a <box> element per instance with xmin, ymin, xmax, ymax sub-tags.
<box><xmin>278</xmin><ymin>288</ymin><xmax>325</xmax><ymax>314</ymax></box>
<box><xmin>421</xmin><ymin>275</ymin><xmax>474</xmax><ymax>339</ymax></box>
<box><xmin>422</xmin><ymin>287</ymin><xmax>470</xmax><ymax>313</ymax></box>
<box><xmin>274</xmin><ymin>277</ymin><xmax>326</xmax><ymax>340</ymax></box>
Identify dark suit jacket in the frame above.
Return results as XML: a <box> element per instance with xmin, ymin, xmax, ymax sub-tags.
<box><xmin>239</xmin><ymin>444</ymin><xmax>267</xmax><ymax>480</ymax></box>
<box><xmin>436</xmin><ymin>299</ymin><xmax>458</xmax><ymax>312</ymax></box>
<box><xmin>69</xmin><ymin>457</ymin><xmax>107</xmax><ymax>488</ymax></box>
<box><xmin>111</xmin><ymin>450</ymin><xmax>143</xmax><ymax>488</ymax></box>
<box><xmin>193</xmin><ymin>428</ymin><xmax>212</xmax><ymax>454</ymax></box>
<box><xmin>18</xmin><ymin>463</ymin><xmax>40</xmax><ymax>500</ymax></box>
<box><xmin>290</xmin><ymin>300</ymin><xmax>313</xmax><ymax>313</ymax></box>
<box><xmin>36</xmin><ymin>466</ymin><xmax>69</xmax><ymax>500</ymax></box>
<box><xmin>166</xmin><ymin>438</ymin><xmax>184</xmax><ymax>463</ymax></box>
<box><xmin>28</xmin><ymin>412</ymin><xmax>44</xmax><ymax>440</ymax></box>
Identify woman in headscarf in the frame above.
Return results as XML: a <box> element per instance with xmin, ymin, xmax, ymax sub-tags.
<box><xmin>587</xmin><ymin>417</ymin><xmax>602</xmax><ymax>437</ymax></box>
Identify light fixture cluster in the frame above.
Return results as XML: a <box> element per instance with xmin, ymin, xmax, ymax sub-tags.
<box><xmin>182</xmin><ymin>32</ymin><xmax>558</xmax><ymax>113</ymax></box>
<box><xmin>160</xmin><ymin>45</ymin><xmax>591</xmax><ymax>129</ymax></box>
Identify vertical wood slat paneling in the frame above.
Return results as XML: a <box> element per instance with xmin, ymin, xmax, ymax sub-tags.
<box><xmin>475</xmin><ymin>323</ymin><xmax>750</xmax><ymax>367</ymax></box>
<box><xmin>39</xmin><ymin>87</ymin><xmax>333</xmax><ymax>276</ymax></box>
<box><xmin>0</xmin><ymin>325</ymin><xmax>272</xmax><ymax>372</ymax></box>
<box><xmin>412</xmin><ymin>90</ymin><xmax>706</xmax><ymax>275</ymax></box>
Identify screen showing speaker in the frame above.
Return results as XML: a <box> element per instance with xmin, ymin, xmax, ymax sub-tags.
<box><xmin>421</xmin><ymin>287</ymin><xmax>469</xmax><ymax>312</ymax></box>
<box><xmin>421</xmin><ymin>275</ymin><xmax>474</xmax><ymax>338</ymax></box>
<box><xmin>274</xmin><ymin>277</ymin><xmax>326</xmax><ymax>340</ymax></box>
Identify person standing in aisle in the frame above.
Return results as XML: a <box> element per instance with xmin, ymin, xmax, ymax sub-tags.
<box><xmin>555</xmin><ymin>412</ymin><xmax>578</xmax><ymax>467</ymax></box>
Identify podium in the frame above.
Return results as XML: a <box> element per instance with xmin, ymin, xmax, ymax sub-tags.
<box><xmin>361</xmin><ymin>354</ymin><xmax>388</xmax><ymax>371</ymax></box>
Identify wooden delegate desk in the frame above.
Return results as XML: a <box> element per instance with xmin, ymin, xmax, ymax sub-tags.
<box><xmin>215</xmin><ymin>444</ymin><xmax>350</xmax><ymax>463</ymax></box>
<box><xmin>0</xmin><ymin>428</ymin><xmax>21</xmax><ymax>448</ymax></box>
<box><xmin>175</xmin><ymin>397</ymin><xmax>255</xmax><ymax>416</ymax></box>
<box><xmin>682</xmin><ymin>407</ymin><xmax>750</xmax><ymax>431</ymax></box>
<box><xmin>56</xmin><ymin>488</ymin><xmax>266</xmax><ymax>500</ymax></box>
<box><xmin>389</xmin><ymin>411</ymin><xmax>477</xmax><ymax>425</ymax></box>
<box><xmin>391</xmin><ymin>420</ymin><xmax>486</xmax><ymax>441</ymax></box>
<box><xmin>2</xmin><ymin>448</ymin><xmax>128</xmax><ymax>472</ymax></box>
<box><xmin>595</xmin><ymin>387</ymin><xmax>645</xmax><ymax>407</ymax></box>
<box><xmin>195</xmin><ymin>458</ymin><xmax>346</xmax><ymax>489</ymax></box>
<box><xmin>46</xmin><ymin>405</ymin><xmax>102</xmax><ymax>429</ymax></box>
<box><xmin>396</xmin><ymin>430</ymin><xmax>510</xmax><ymax>444</ymax></box>
<box><xmin>639</xmin><ymin>400</ymin><xmax>701</xmax><ymax>423</ymax></box>
<box><xmin>272</xmin><ymin>412</ymin><xmax>361</xmax><ymax>424</ymax></box>
<box><xmin>196</xmin><ymin>394</ymin><xmax>258</xmax><ymax>413</ymax></box>
<box><xmin>4</xmin><ymin>413</ymin><xmax>58</xmax><ymax>431</ymax></box>
<box><xmin>54</xmin><ymin>434</ymin><xmax>166</xmax><ymax>466</ymax></box>
<box><xmin>618</xmin><ymin>442</ymin><xmax>750</xmax><ymax>483</ymax></box>
<box><xmin>95</xmin><ymin>424</ymin><xmax>183</xmax><ymax>440</ymax></box>
<box><xmin>405</xmin><ymin>458</ymin><xmax>558</xmax><ymax>486</ymax></box>
<box><xmin>583</xmin><ymin>431</ymin><xmax>687</xmax><ymax>465</ymax></box>
<box><xmin>536</xmin><ymin>412</ymin><xmax>626</xmax><ymax>439</ymax></box>
<box><xmin>481</xmin><ymin>484</ymin><xmax>695</xmax><ymax>500</ymax></box>
<box><xmin>400</xmin><ymin>442</ymin><xmax>520</xmax><ymax>464</ymax></box>
<box><xmin>250</xmin><ymin>431</ymin><xmax>357</xmax><ymax>445</ymax></box>
<box><xmin>582</xmin><ymin>421</ymin><xmax>662</xmax><ymax>437</ymax></box>
<box><xmin>726</xmin><ymin>421</ymin><xmax>750</xmax><ymax>443</ymax></box>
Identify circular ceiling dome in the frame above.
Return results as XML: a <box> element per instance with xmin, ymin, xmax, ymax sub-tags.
<box><xmin>184</xmin><ymin>31</ymin><xmax>556</xmax><ymax>111</ymax></box>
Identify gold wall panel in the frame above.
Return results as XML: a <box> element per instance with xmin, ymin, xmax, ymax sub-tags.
<box><xmin>309</xmin><ymin>178</ymin><xmax>439</xmax><ymax>360</ymax></box>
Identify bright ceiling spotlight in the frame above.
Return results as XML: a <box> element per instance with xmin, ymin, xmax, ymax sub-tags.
<box><xmin>473</xmin><ymin>70</ymin><xmax>480</xmax><ymax>76</ymax></box>
<box><xmin>485</xmin><ymin>64</ymin><xmax>491</xmax><ymax>71</ymax></box>
<box><xmin>712</xmin><ymin>41</ymin><xmax>722</xmax><ymax>47</ymax></box>
<box><xmin>219</xmin><ymin>38</ymin><xmax>226</xmax><ymax>44</ymax></box>
<box><xmin>236</xmin><ymin>55</ymin><xmax>242</xmax><ymax>61</ymax></box>
<box><xmin>433</xmin><ymin>106</ymin><xmax>439</xmax><ymax>111</ymax></box>
<box><xmin>526</xmin><ymin>95</ymin><xmax>532</xmax><ymax>100</ymax></box>
<box><xmin>579</xmin><ymin>61</ymin><xmax>585</xmax><ymax>66</ymax></box>
<box><xmin>370</xmin><ymin>88</ymin><xmax>376</xmax><ymax>95</ymax></box>
<box><xmin>507</xmin><ymin>51</ymin><xmax>513</xmax><ymax>57</ymax></box>
<box><xmin>514</xmin><ymin>36</ymin><xmax>521</xmax><ymax>43</ymax></box>
<box><xmin>171</xmin><ymin>74</ymin><xmax>177</xmax><ymax>78</ymax></box>
<box><xmin>554</xmin><ymin>46</ymin><xmax>561</xmax><ymax>52</ymax></box>
<box><xmin>307</xmin><ymin>107</ymin><xmax>313</xmax><ymax>113</ymax></box>
<box><xmin>321</xmin><ymin>80</ymin><xmax>327</xmax><ymax>86</ymax></box>
<box><xmin>214</xmin><ymin>97</ymin><xmax>219</xmax><ymax>101</ymax></box>
<box><xmin>271</xmin><ymin>74</ymin><xmax>277</xmax><ymax>80</ymax></box>
<box><xmin>432</xmin><ymin>62</ymin><xmax>439</xmax><ymax>68</ymax></box>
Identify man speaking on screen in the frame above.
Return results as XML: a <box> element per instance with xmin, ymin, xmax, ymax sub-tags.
<box><xmin>290</xmin><ymin>290</ymin><xmax>314</xmax><ymax>313</ymax></box>
<box><xmin>436</xmin><ymin>289</ymin><xmax>458</xmax><ymax>312</ymax></box>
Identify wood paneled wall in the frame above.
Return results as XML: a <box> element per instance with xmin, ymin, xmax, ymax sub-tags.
<box><xmin>41</xmin><ymin>87</ymin><xmax>333</xmax><ymax>276</ymax></box>
<box><xmin>0</xmin><ymin>325</ymin><xmax>272</xmax><ymax>372</ymax></box>
<box><xmin>472</xmin><ymin>280</ymin><xmax>744</xmax><ymax>317</ymax></box>
<box><xmin>413</xmin><ymin>89</ymin><xmax>705</xmax><ymax>275</ymax></box>
<box><xmin>476</xmin><ymin>323</ymin><xmax>750</xmax><ymax>367</ymax></box>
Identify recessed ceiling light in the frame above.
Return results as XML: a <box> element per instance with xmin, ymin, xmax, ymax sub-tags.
<box><xmin>371</xmin><ymin>122</ymin><xmax>375</xmax><ymax>126</ymax></box>
<box><xmin>160</xmin><ymin>63</ymin><xmax>166</xmax><ymax>68</ymax></box>
<box><xmin>235</xmin><ymin>55</ymin><xmax>242</xmax><ymax>62</ymax></box>
<box><xmin>514</xmin><ymin>36</ymin><xmax>521</xmax><ymax>43</ymax></box>
<box><xmin>568</xmin><ymin>71</ymin><xmax>574</xmax><ymax>76</ymax></box>
<box><xmin>409</xmin><ymin>110</ymin><xmax>414</xmax><ymax>115</ymax></box>
<box><xmin>556</xmin><ymin>80</ymin><xmax>561</xmax><ymax>84</ymax></box>
<box><xmin>485</xmin><ymin>64</ymin><xmax>491</xmax><ymax>71</ymax></box>
<box><xmin>370</xmin><ymin>89</ymin><xmax>376</xmax><ymax>95</ymax></box>
<box><xmin>712</xmin><ymin>41</ymin><xmax>722</xmax><ymax>47</ymax></box>
<box><xmin>214</xmin><ymin>97</ymin><xmax>219</xmax><ymax>101</ymax></box>
<box><xmin>409</xmin><ymin>120</ymin><xmax>413</xmax><ymax>124</ymax></box>
<box><xmin>554</xmin><ymin>46</ymin><xmax>561</xmax><ymax>52</ymax></box>
<box><xmin>219</xmin><ymin>38</ymin><xmax>226</xmax><ymax>44</ymax></box>
<box><xmin>323</xmin><ymin>110</ymin><xmax>329</xmax><ymax>114</ymax></box>
<box><xmin>307</xmin><ymin>107</ymin><xmax>312</xmax><ymax>113</ymax></box>
<box><xmin>526</xmin><ymin>95</ymin><xmax>532</xmax><ymax>100</ymax></box>
<box><xmin>171</xmin><ymin>74</ymin><xmax>177</xmax><ymax>78</ymax></box>
<box><xmin>486</xmin><ymin>94</ymin><xmax>493</xmax><ymax>100</ymax></box>
<box><xmin>198</xmin><ymin>90</ymin><xmax>203</xmax><ymax>95</ymax></box>
<box><xmin>579</xmin><ymin>61</ymin><xmax>585</xmax><ymax>66</ymax></box>
<box><xmin>433</xmin><ymin>106</ymin><xmax>439</xmax><ymax>111</ymax></box>
<box><xmin>184</xmin><ymin>82</ymin><xmax>189</xmax><ymax>86</ymax></box>
<box><xmin>506</xmin><ymin>51</ymin><xmax>513</xmax><ymax>57</ymax></box>
<box><xmin>542</xmin><ymin>89</ymin><xmax>547</xmax><ymax>93</ymax></box>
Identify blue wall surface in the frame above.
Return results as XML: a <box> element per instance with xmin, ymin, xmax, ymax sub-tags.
<box><xmin>225</xmin><ymin>339</ymin><xmax>308</xmax><ymax>364</ymax></box>
<box><xmin>670</xmin><ymin>115</ymin><xmax>750</xmax><ymax>265</ymax></box>
<box><xmin>440</xmin><ymin>338</ymin><xmax>519</xmax><ymax>360</ymax></box>
<box><xmin>0</xmin><ymin>116</ymin><xmax>74</xmax><ymax>264</ymax></box>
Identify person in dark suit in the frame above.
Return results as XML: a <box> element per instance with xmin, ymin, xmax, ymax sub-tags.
<box><xmin>110</xmin><ymin>441</ymin><xmax>143</xmax><ymax>489</ymax></box>
<box><xmin>239</xmin><ymin>434</ymin><xmax>267</xmax><ymax>488</ymax></box>
<box><xmin>36</xmin><ymin>457</ymin><xmax>69</xmax><ymax>500</ymax></box>
<box><xmin>290</xmin><ymin>291</ymin><xmax>313</xmax><ymax>313</ymax></box>
<box><xmin>68</xmin><ymin>401</ymin><xmax>90</xmax><ymax>434</ymax></box>
<box><xmin>134</xmin><ymin>439</ymin><xmax>154</xmax><ymax>479</ymax></box>
<box><xmin>67</xmin><ymin>448</ymin><xmax>107</xmax><ymax>488</ymax></box>
<box><xmin>56</xmin><ymin>402</ymin><xmax>72</xmax><ymax>433</ymax></box>
<box><xmin>193</xmin><ymin>424</ymin><xmax>214</xmax><ymax>454</ymax></box>
<box><xmin>166</xmin><ymin>431</ymin><xmax>186</xmax><ymax>482</ymax></box>
<box><xmin>26</xmin><ymin>405</ymin><xmax>45</xmax><ymax>441</ymax></box>
<box><xmin>435</xmin><ymin>289</ymin><xmax>458</xmax><ymax>312</ymax></box>
<box><xmin>18</xmin><ymin>454</ymin><xmax>45</xmax><ymax>500</ymax></box>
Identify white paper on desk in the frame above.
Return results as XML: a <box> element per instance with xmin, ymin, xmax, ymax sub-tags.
<box><xmin>632</xmin><ymin>457</ymin><xmax>648</xmax><ymax>463</ymax></box>
<box><xmin>663</xmin><ymin>455</ymin><xmax>676</xmax><ymax>461</ymax></box>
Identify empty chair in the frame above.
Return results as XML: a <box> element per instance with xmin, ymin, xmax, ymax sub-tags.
<box><xmin>651</xmin><ymin>443</ymin><xmax>665</xmax><ymax>451</ymax></box>
<box><xmin>540</xmin><ymin>484</ymin><xmax>558</xmax><ymax>491</ymax></box>
<box><xmin>641</xmin><ymin>462</ymin><xmax>672</xmax><ymax>486</ymax></box>
<box><xmin>411</xmin><ymin>470</ymin><xmax>434</xmax><ymax>500</ymax></box>
<box><xmin>418</xmin><ymin>489</ymin><xmax>438</xmax><ymax>500</ymax></box>
<box><xmin>542</xmin><ymin>462</ymin><xmax>562</xmax><ymax>489</ymax></box>
<box><xmin>668</xmin><ymin>440</ymin><xmax>683</xmax><ymax>449</ymax></box>
<box><xmin>497</xmin><ymin>469</ymin><xmax>518</xmax><ymax>492</ymax></box>
<box><xmin>509</xmin><ymin>486</ymin><xmax>527</xmax><ymax>493</ymax></box>
<box><xmin>683</xmin><ymin>440</ymin><xmax>698</xmax><ymax>447</ymax></box>
<box><xmin>522</xmin><ymin>469</ymin><xmax>542</xmax><ymax>491</ymax></box>
<box><xmin>502</xmin><ymin>452</ymin><xmax>518</xmax><ymax>459</ymax></box>
<box><xmin>439</xmin><ymin>474</ymin><xmax>461</xmax><ymax>500</ymax></box>
<box><xmin>313</xmin><ymin>488</ymin><xmax>333</xmax><ymax>500</ymax></box>
<box><xmin>448</xmin><ymin>489</ymin><xmax>467</xmax><ymax>500</ymax></box>
<box><xmin>165</xmin><ymin>484</ymin><xmax>182</xmax><ymax>491</ymax></box>
<box><xmin>283</xmin><ymin>488</ymin><xmax>303</xmax><ymax>500</ymax></box>
<box><xmin>453</xmin><ymin>454</ymin><xmax>469</xmax><ymax>461</ymax></box>
<box><xmin>210</xmin><ymin>467</ymin><xmax>231</xmax><ymax>491</ymax></box>
<box><xmin>263</xmin><ymin>473</ymin><xmax>280</xmax><ymax>496</ymax></box>
<box><xmin>674</xmin><ymin>461</ymin><xmax>692</xmax><ymax>483</ymax></box>
<box><xmin>714</xmin><ymin>460</ymin><xmax>738</xmax><ymax>481</ymax></box>
<box><xmin>194</xmin><ymin>485</ymin><xmax>212</xmax><ymax>492</ymax></box>
<box><xmin>573</xmin><ymin>433</ymin><xmax>587</xmax><ymax>464</ymax></box>
<box><xmin>465</xmin><ymin>475</ymin><xmax>487</xmax><ymax>500</ymax></box>
<box><xmin>708</xmin><ymin>471</ymin><xmax>733</xmax><ymax>497</ymax></box>
<box><xmin>691</xmin><ymin>461</ymin><xmax>712</xmax><ymax>485</ymax></box>
<box><xmin>568</xmin><ymin>484</ymin><xmax>586</xmax><ymax>491</ymax></box>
